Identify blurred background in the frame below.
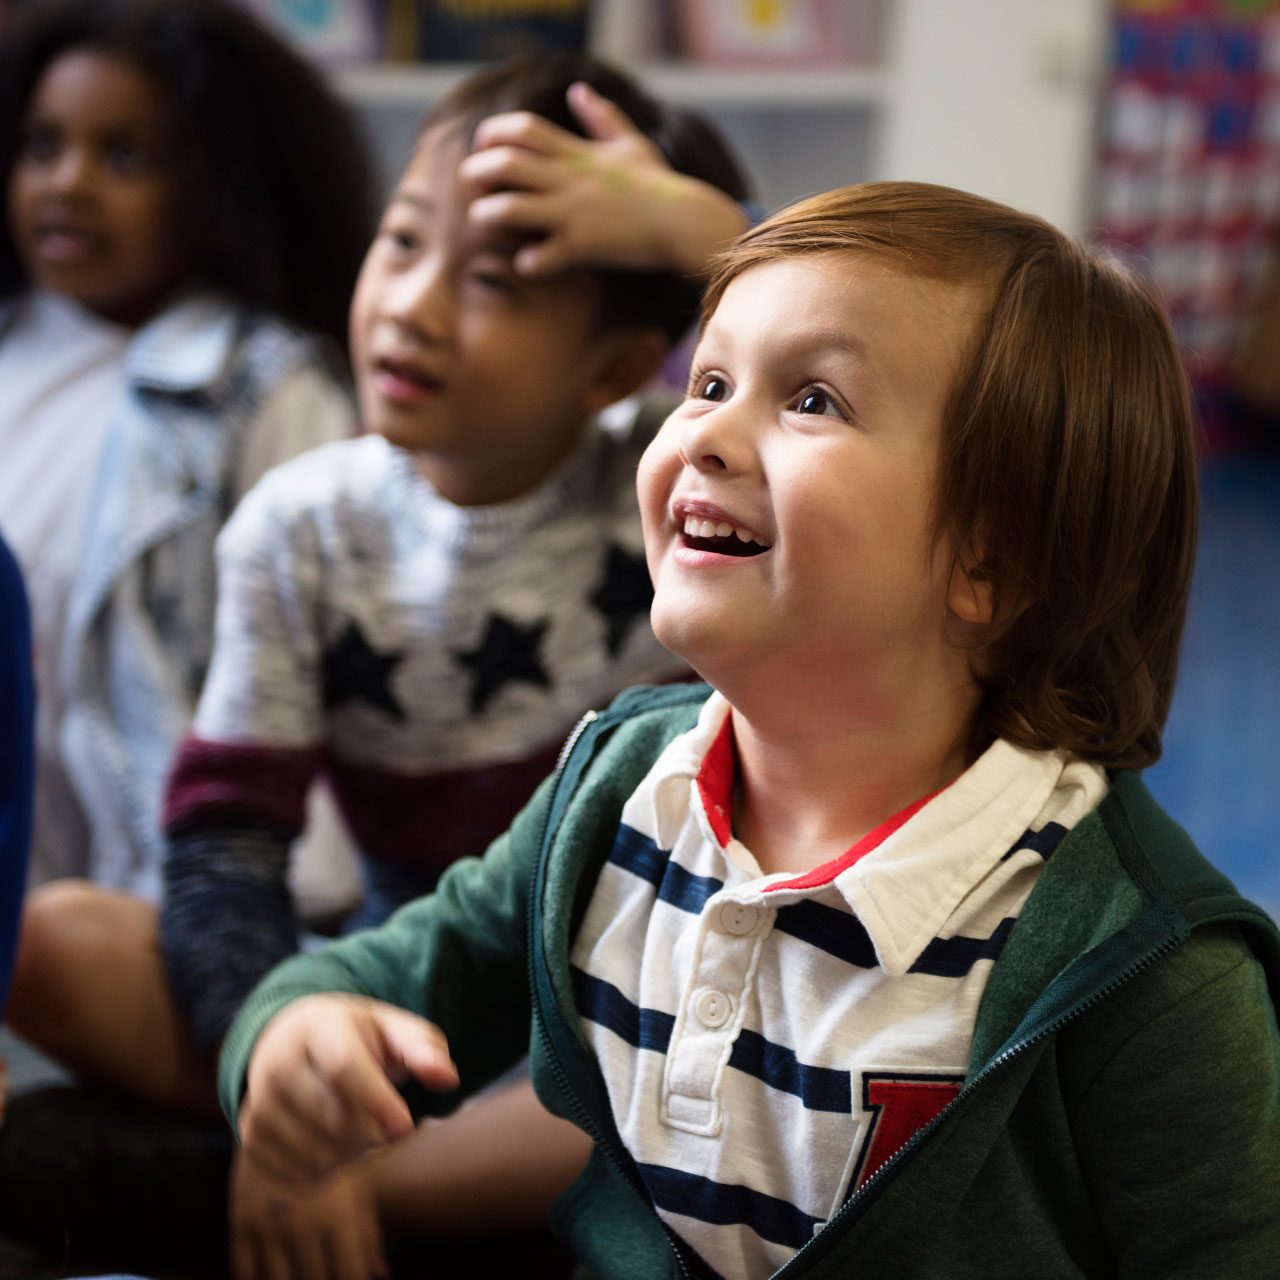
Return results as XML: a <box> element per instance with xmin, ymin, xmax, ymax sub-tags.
<box><xmin>33</xmin><ymin>0</ymin><xmax>1280</xmax><ymax>913</ymax></box>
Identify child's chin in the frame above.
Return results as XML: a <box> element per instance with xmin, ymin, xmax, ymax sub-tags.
<box><xmin>650</xmin><ymin>602</ymin><xmax>716</xmax><ymax>671</ymax></box>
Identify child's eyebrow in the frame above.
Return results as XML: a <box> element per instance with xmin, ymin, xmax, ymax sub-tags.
<box><xmin>388</xmin><ymin>190</ymin><xmax>435</xmax><ymax>216</ymax></box>
<box><xmin>777</xmin><ymin>327</ymin><xmax>869</xmax><ymax>361</ymax></box>
<box><xmin>704</xmin><ymin>321</ymin><xmax>870</xmax><ymax>364</ymax></box>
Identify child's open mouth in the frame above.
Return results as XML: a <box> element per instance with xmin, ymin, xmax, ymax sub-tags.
<box><xmin>681</xmin><ymin>516</ymin><xmax>770</xmax><ymax>558</ymax></box>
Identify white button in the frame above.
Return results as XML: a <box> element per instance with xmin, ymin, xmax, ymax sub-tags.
<box><xmin>694</xmin><ymin>989</ymin><xmax>732</xmax><ymax>1028</ymax></box>
<box><xmin>719</xmin><ymin>901</ymin><xmax>760</xmax><ymax>936</ymax></box>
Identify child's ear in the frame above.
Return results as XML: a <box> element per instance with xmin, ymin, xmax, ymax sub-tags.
<box><xmin>947</xmin><ymin>554</ymin><xmax>995</xmax><ymax>627</ymax></box>
<box><xmin>583</xmin><ymin>327</ymin><xmax>670</xmax><ymax>412</ymax></box>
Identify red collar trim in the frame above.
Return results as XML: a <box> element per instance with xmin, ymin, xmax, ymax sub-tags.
<box><xmin>695</xmin><ymin>714</ymin><xmax>736</xmax><ymax>848</ymax></box>
<box><xmin>763</xmin><ymin>790</ymin><xmax>935</xmax><ymax>893</ymax></box>
<box><xmin>694</xmin><ymin>714</ymin><xmax>941</xmax><ymax>888</ymax></box>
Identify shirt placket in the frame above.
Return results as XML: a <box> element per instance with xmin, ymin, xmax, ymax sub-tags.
<box><xmin>661</xmin><ymin>880</ymin><xmax>774</xmax><ymax>1135</ymax></box>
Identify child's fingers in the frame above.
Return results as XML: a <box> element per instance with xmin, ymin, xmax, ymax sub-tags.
<box><xmin>468</xmin><ymin>189</ymin><xmax>561</xmax><ymax>236</ymax></box>
<box><xmin>566</xmin><ymin>80</ymin><xmax>639</xmax><ymax>142</ymax></box>
<box><xmin>286</xmin><ymin>1059</ymin><xmax>396</xmax><ymax>1169</ymax></box>
<box><xmin>284</xmin><ymin>1225</ymin><xmax>328</xmax><ymax>1280</ymax></box>
<box><xmin>306</xmin><ymin>1034</ymin><xmax>416</xmax><ymax>1148</ymax></box>
<box><xmin>370</xmin><ymin>1004</ymin><xmax>459</xmax><ymax>1095</ymax></box>
<box><xmin>459</xmin><ymin>144</ymin><xmax>561</xmax><ymax>197</ymax></box>
<box><xmin>240</xmin><ymin>1097</ymin><xmax>336</xmax><ymax>1184</ymax></box>
<box><xmin>330</xmin><ymin>1214</ymin><xmax>376</xmax><ymax>1280</ymax></box>
<box><xmin>514</xmin><ymin>238</ymin><xmax>573</xmax><ymax>278</ymax></box>
<box><xmin>471</xmin><ymin>109</ymin><xmax>576</xmax><ymax>158</ymax></box>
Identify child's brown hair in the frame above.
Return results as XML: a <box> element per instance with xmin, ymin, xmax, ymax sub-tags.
<box><xmin>704</xmin><ymin>182</ymin><xmax>1199</xmax><ymax>769</ymax></box>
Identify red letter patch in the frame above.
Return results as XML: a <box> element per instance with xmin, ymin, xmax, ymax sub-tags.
<box><xmin>852</xmin><ymin>1072</ymin><xmax>963</xmax><ymax>1189</ymax></box>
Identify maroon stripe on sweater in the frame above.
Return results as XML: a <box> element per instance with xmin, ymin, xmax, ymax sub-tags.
<box><xmin>164</xmin><ymin>736</ymin><xmax>321</xmax><ymax>835</ymax></box>
<box><xmin>326</xmin><ymin>739</ymin><xmax>564</xmax><ymax>872</ymax></box>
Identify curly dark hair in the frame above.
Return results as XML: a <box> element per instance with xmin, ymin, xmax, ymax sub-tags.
<box><xmin>0</xmin><ymin>0</ymin><xmax>377</xmax><ymax>349</ymax></box>
<box><xmin>423</xmin><ymin>53</ymin><xmax>754</xmax><ymax>345</ymax></box>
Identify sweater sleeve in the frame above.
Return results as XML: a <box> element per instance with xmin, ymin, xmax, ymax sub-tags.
<box><xmin>160</xmin><ymin>467</ymin><xmax>330</xmax><ymax>1054</ymax></box>
<box><xmin>0</xmin><ymin>536</ymin><xmax>33</xmax><ymax>1017</ymax></box>
<box><xmin>1069</xmin><ymin>923</ymin><xmax>1280</xmax><ymax>1278</ymax></box>
<box><xmin>218</xmin><ymin>769</ymin><xmax>555</xmax><ymax>1130</ymax></box>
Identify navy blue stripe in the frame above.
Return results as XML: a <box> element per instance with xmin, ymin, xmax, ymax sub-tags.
<box><xmin>608</xmin><ymin>823</ymin><xmax>667</xmax><ymax>885</ymax></box>
<box><xmin>909</xmin><ymin>916</ymin><xmax>1017</xmax><ymax>977</ymax></box>
<box><xmin>773</xmin><ymin>898</ymin><xmax>878</xmax><ymax>968</ymax></box>
<box><xmin>638</xmin><ymin>1163</ymin><xmax>821</xmax><ymax>1251</ymax></box>
<box><xmin>608</xmin><ymin>824</ymin><xmax>725</xmax><ymax>914</ymax></box>
<box><xmin>571</xmin><ymin>966</ymin><xmax>674</xmax><ymax>1053</ymax></box>
<box><xmin>1001</xmin><ymin>820</ymin><xmax>1068</xmax><ymax>862</ymax></box>
<box><xmin>728</xmin><ymin>1029</ymin><xmax>851</xmax><ymax>1113</ymax></box>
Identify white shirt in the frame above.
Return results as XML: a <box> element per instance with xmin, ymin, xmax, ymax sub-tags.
<box><xmin>571</xmin><ymin>691</ymin><xmax>1108</xmax><ymax>1279</ymax></box>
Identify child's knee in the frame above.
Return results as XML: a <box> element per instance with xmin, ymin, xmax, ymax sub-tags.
<box><xmin>8</xmin><ymin>881</ymin><xmax>137</xmax><ymax>1028</ymax></box>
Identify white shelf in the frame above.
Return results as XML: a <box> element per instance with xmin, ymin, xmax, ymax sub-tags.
<box><xmin>339</xmin><ymin>61</ymin><xmax>890</xmax><ymax>111</ymax></box>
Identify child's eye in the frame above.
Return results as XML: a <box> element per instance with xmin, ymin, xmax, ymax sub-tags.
<box><xmin>103</xmin><ymin>140</ymin><xmax>150</xmax><ymax>176</ymax></box>
<box><xmin>793</xmin><ymin>386</ymin><xmax>846</xmax><ymax>419</ymax></box>
<box><xmin>18</xmin><ymin>122</ymin><xmax>60</xmax><ymax>163</ymax></box>
<box><xmin>468</xmin><ymin>267</ymin><xmax>516</xmax><ymax>293</ymax></box>
<box><xmin>381</xmin><ymin>227</ymin><xmax>418</xmax><ymax>253</ymax></box>
<box><xmin>690</xmin><ymin>373</ymin><xmax>729</xmax><ymax>402</ymax></box>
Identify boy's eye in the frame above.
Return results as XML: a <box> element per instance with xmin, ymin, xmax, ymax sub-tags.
<box><xmin>468</xmin><ymin>267</ymin><xmax>516</xmax><ymax>293</ymax></box>
<box><xmin>381</xmin><ymin>226</ymin><xmax>418</xmax><ymax>253</ymax></box>
<box><xmin>694</xmin><ymin>374</ymin><xmax>729</xmax><ymax>402</ymax></box>
<box><xmin>794</xmin><ymin>387</ymin><xmax>844</xmax><ymax>419</ymax></box>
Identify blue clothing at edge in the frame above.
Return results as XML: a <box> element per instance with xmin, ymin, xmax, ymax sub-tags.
<box><xmin>0</xmin><ymin>534</ymin><xmax>34</xmax><ymax>1014</ymax></box>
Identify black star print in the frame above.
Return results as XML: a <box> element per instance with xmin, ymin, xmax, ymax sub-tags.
<box><xmin>455</xmin><ymin>613</ymin><xmax>552</xmax><ymax>714</ymax></box>
<box><xmin>589</xmin><ymin>542</ymin><xmax>654</xmax><ymax>656</ymax></box>
<box><xmin>322</xmin><ymin>620</ymin><xmax>407</xmax><ymax>723</ymax></box>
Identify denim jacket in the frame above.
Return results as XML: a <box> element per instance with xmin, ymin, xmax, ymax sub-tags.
<box><xmin>55</xmin><ymin>294</ymin><xmax>349</xmax><ymax>895</ymax></box>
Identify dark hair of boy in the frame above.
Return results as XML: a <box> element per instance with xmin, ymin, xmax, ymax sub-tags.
<box><xmin>423</xmin><ymin>52</ymin><xmax>753</xmax><ymax>345</ymax></box>
<box><xmin>0</xmin><ymin>0</ymin><xmax>378</xmax><ymax>350</ymax></box>
<box><xmin>704</xmin><ymin>182</ymin><xmax>1199</xmax><ymax>770</ymax></box>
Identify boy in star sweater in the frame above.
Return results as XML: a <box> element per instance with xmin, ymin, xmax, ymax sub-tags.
<box><xmin>12</xmin><ymin>52</ymin><xmax>752</xmax><ymax>1274</ymax></box>
<box><xmin>224</xmin><ymin>182</ymin><xmax>1280</xmax><ymax>1278</ymax></box>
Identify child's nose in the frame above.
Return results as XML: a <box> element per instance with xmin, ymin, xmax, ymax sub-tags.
<box><xmin>47</xmin><ymin>145</ymin><xmax>91</xmax><ymax>195</ymax></box>
<box><xmin>678</xmin><ymin>400</ymin><xmax>753</xmax><ymax>475</ymax></box>
<box><xmin>384</xmin><ymin>258</ymin><xmax>453</xmax><ymax>340</ymax></box>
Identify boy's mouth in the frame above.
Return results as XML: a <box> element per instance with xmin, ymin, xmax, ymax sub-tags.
<box><xmin>373</xmin><ymin>355</ymin><xmax>442</xmax><ymax>389</ymax></box>
<box><xmin>680</xmin><ymin>514</ymin><xmax>770</xmax><ymax>558</ymax></box>
<box><xmin>372</xmin><ymin>356</ymin><xmax>444</xmax><ymax>402</ymax></box>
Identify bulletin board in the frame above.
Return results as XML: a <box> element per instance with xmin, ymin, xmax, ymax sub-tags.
<box><xmin>1098</xmin><ymin>0</ymin><xmax>1280</xmax><ymax>449</ymax></box>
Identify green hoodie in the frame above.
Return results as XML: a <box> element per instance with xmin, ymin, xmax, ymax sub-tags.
<box><xmin>222</xmin><ymin>683</ymin><xmax>1280</xmax><ymax>1278</ymax></box>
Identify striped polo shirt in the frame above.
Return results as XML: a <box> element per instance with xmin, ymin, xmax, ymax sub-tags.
<box><xmin>570</xmin><ymin>692</ymin><xmax>1107</xmax><ymax>1279</ymax></box>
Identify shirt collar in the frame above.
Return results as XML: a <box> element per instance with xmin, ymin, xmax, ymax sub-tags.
<box><xmin>678</xmin><ymin>691</ymin><xmax>1105</xmax><ymax>977</ymax></box>
<box><xmin>125</xmin><ymin>293</ymin><xmax>239</xmax><ymax>391</ymax></box>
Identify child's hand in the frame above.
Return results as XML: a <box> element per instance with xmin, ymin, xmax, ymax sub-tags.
<box><xmin>462</xmin><ymin>81</ymin><xmax>747</xmax><ymax>279</ymax></box>
<box><xmin>229</xmin><ymin>1145</ymin><xmax>388</xmax><ymax>1280</ymax></box>
<box><xmin>239</xmin><ymin>994</ymin><xmax>458</xmax><ymax>1186</ymax></box>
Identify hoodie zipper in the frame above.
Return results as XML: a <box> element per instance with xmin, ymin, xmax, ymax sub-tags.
<box><xmin>528</xmin><ymin>701</ymin><xmax>1183</xmax><ymax>1279</ymax></box>
<box><xmin>528</xmin><ymin>704</ymin><xmax>698</xmax><ymax>1279</ymax></box>
<box><xmin>767</xmin><ymin>931</ymin><xmax>1183</xmax><ymax>1277</ymax></box>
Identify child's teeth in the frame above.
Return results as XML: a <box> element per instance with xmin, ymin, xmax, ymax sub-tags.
<box><xmin>681</xmin><ymin>514</ymin><xmax>765</xmax><ymax>547</ymax></box>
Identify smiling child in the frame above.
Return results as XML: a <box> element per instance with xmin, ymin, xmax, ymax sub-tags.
<box><xmin>225</xmin><ymin>184</ymin><xmax>1280</xmax><ymax>1279</ymax></box>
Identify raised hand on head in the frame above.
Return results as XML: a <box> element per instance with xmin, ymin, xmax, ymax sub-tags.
<box><xmin>461</xmin><ymin>81</ymin><xmax>747</xmax><ymax>279</ymax></box>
